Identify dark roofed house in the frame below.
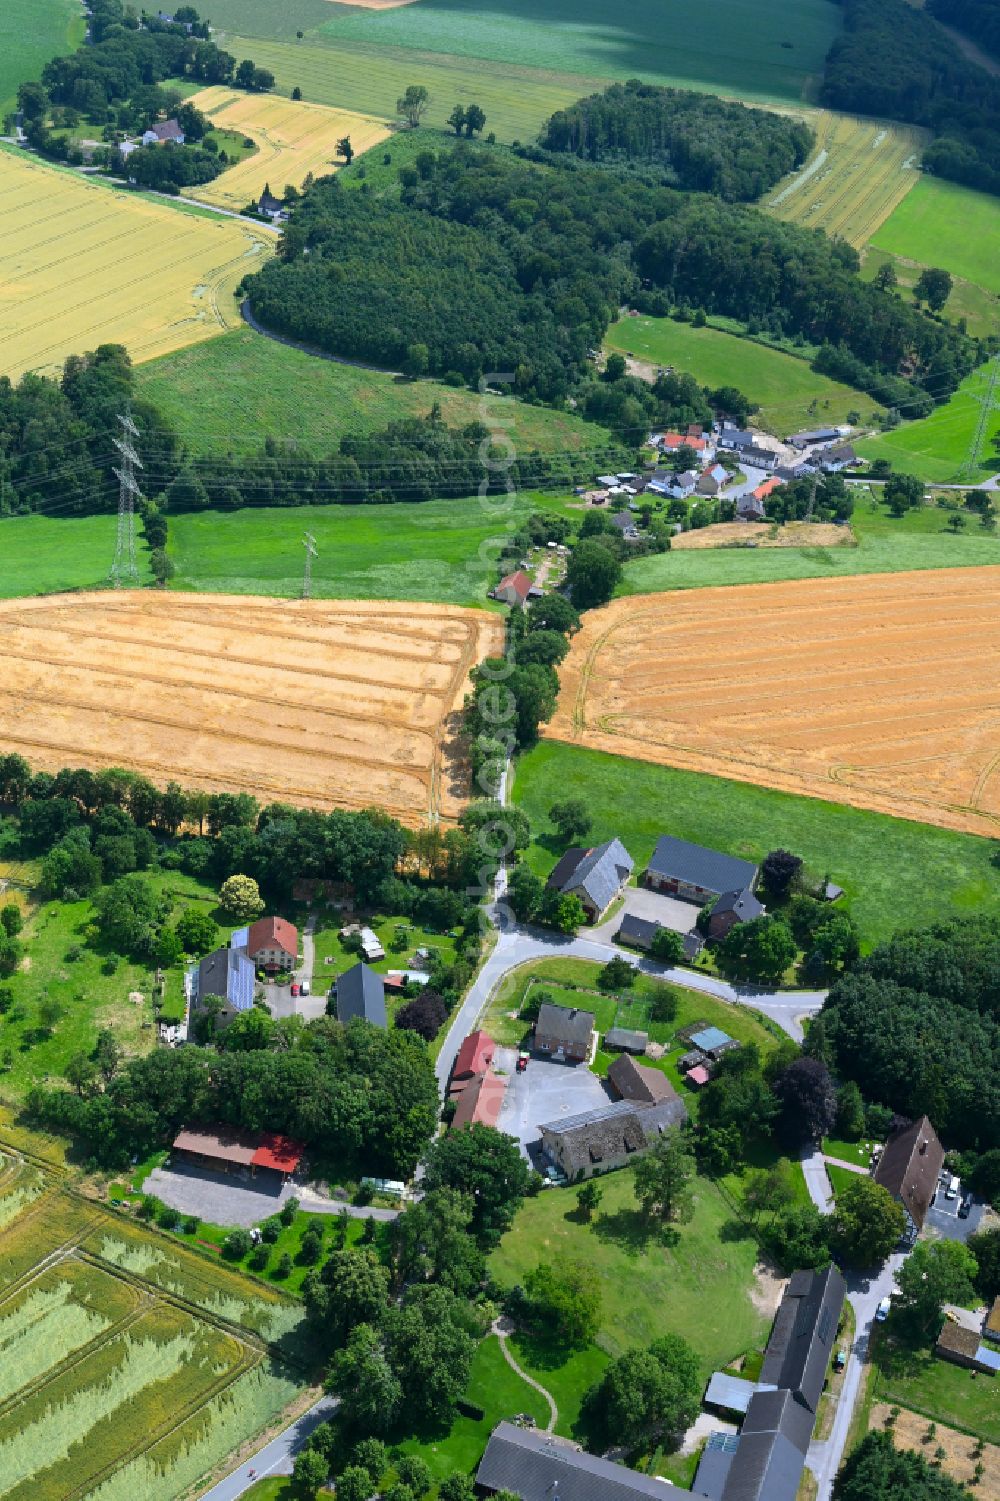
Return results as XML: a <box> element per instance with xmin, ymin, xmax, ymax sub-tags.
<box><xmin>258</xmin><ymin>185</ymin><xmax>287</xmax><ymax>220</ymax></box>
<box><xmin>617</xmin><ymin>912</ymin><xmax>660</xmax><ymax>951</ymax></box>
<box><xmin>534</xmin><ymin>1002</ymin><xmax>594</xmax><ymax>1063</ymax></box>
<box><xmin>611</xmin><ymin>511</ymin><xmax>640</xmax><ymax>540</ymax></box>
<box><xmin>820</xmin><ymin>443</ymin><xmax>856</xmax><ymax>472</ymax></box>
<box><xmin>540</xmin><ymin>1098</ymin><xmax>687</xmax><ymax>1179</ymax></box>
<box><xmin>873</xmin><ymin>1115</ymin><xmax>944</xmax><ymax>1234</ymax></box>
<box><xmin>195</xmin><ymin>944</ymin><xmax>255</xmax><ymax>1029</ymax></box>
<box><xmin>604</xmin><ymin>1026</ymin><xmax>649</xmax><ymax>1054</ymax></box>
<box><xmin>759</xmin><ymin>1264</ymin><xmax>846</xmax><ymax>1415</ymax></box>
<box><xmin>477</xmin><ymin>1421</ymin><xmax>686</xmax><ymax>1500</ymax></box>
<box><xmin>646</xmin><ymin>836</ymin><xmax>758</xmax><ymax>905</ymax></box>
<box><xmin>546</xmin><ymin>837</ymin><xmax>633</xmax><ymax>923</ymax></box>
<box><xmin>707</xmin><ymin>887</ymin><xmax>765</xmax><ymax>941</ymax></box>
<box><xmin>335</xmin><ymin>961</ymin><xmax>387</xmax><ymax>1029</ymax></box>
<box><xmin>142</xmin><ymin>118</ymin><xmax>185</xmax><ymax>145</ymax></box>
<box><xmin>608</xmin><ymin>1054</ymin><xmax>685</xmax><ymax>1110</ymax></box>
<box><xmin>789</xmin><ymin>427</ymin><xmax>841</xmax><ymax>448</ymax></box>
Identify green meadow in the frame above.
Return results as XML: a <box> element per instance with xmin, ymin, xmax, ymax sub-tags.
<box><xmin>605</xmin><ymin>315</ymin><xmax>875</xmax><ymax>435</ymax></box>
<box><xmin>860</xmin><ymin>247</ymin><xmax>1000</xmax><ymax>341</ymax></box>
<box><xmin>0</xmin><ymin>0</ymin><xmax>83</xmax><ymax>116</ymax></box>
<box><xmin>513</xmin><ymin>740</ymin><xmax>1000</xmax><ymax>948</ymax></box>
<box><xmin>870</xmin><ymin>177</ymin><xmax>1000</xmax><ymax>302</ymax></box>
<box><xmin>0</xmin><ymin>514</ymin><xmax>151</xmax><ymax>597</ymax></box>
<box><xmin>136</xmin><ymin>328</ymin><xmax>613</xmax><ymax>459</ymax></box>
<box><xmin>856</xmin><ymin>362</ymin><xmax>1000</xmax><ymax>483</ymax></box>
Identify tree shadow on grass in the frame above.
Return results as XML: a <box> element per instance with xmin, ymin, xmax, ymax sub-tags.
<box><xmin>591</xmin><ymin>1206</ymin><xmax>678</xmax><ymax>1255</ymax></box>
<box><xmin>719</xmin><ymin>1216</ymin><xmax>758</xmax><ymax>1244</ymax></box>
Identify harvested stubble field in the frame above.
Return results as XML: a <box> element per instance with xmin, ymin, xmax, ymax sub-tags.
<box><xmin>766</xmin><ymin>110</ymin><xmax>927</xmax><ymax>249</ymax></box>
<box><xmin>670</xmin><ymin>521</ymin><xmax>853</xmax><ymax>550</ymax></box>
<box><xmin>0</xmin><ymin>1157</ymin><xmax>306</xmax><ymax>1501</ymax></box>
<box><xmin>548</xmin><ymin>567</ymin><xmax>1000</xmax><ymax>837</ymax></box>
<box><xmin>0</xmin><ymin>592</ymin><xmax>499</xmax><ymax>825</ymax></box>
<box><xmin>0</xmin><ymin>149</ymin><xmax>275</xmax><ymax>379</ymax></box>
<box><xmin>188</xmin><ymin>87</ymin><xmax>390</xmax><ymax>211</ymax></box>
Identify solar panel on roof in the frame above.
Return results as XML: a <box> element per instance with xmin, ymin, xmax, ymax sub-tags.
<box><xmin>229</xmin><ymin>951</ymin><xmax>255</xmax><ymax>1012</ymax></box>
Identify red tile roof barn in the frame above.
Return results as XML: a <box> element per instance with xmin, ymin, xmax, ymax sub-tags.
<box><xmin>753</xmin><ymin>476</ymin><xmax>783</xmax><ymax>501</ymax></box>
<box><xmin>247</xmin><ymin>916</ymin><xmax>298</xmax><ymax>957</ymax></box>
<box><xmin>496</xmin><ymin>570</ymin><xmax>532</xmax><ymax>602</ymax></box>
<box><xmin>172</xmin><ymin>1126</ymin><xmax>304</xmax><ymax>1175</ymax></box>
<box><xmin>452</xmin><ymin>1029</ymin><xmax>495</xmax><ymax>1080</ymax></box>
<box><xmin>661</xmin><ymin>431</ymin><xmax>707</xmax><ymax>451</ymax></box>
<box><xmin>452</xmin><ymin>1070</ymin><xmax>507</xmax><ymax>1130</ymax></box>
<box><xmin>252</xmin><ymin>1133</ymin><xmax>305</xmax><ymax>1174</ymax></box>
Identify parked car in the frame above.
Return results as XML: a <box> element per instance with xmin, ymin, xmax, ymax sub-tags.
<box><xmin>300</xmin><ymin>980</ymin><xmax>311</xmax><ymax>996</ymax></box>
<box><xmin>876</xmin><ymin>1297</ymin><xmax>892</xmax><ymax>1322</ymax></box>
<box><xmin>958</xmin><ymin>1195</ymin><xmax>973</xmax><ymax>1219</ymax></box>
<box><xmin>290</xmin><ymin>982</ymin><xmax>300</xmax><ymax>997</ymax></box>
<box><xmin>834</xmin><ymin>1350</ymin><xmax>847</xmax><ymax>1372</ymax></box>
<box><xmin>945</xmin><ymin>1175</ymin><xmax>961</xmax><ymax>1200</ymax></box>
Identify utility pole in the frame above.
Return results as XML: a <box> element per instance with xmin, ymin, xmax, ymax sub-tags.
<box><xmin>110</xmin><ymin>410</ymin><xmax>142</xmax><ymax>588</ymax></box>
<box><xmin>302</xmin><ymin>532</ymin><xmax>317</xmax><ymax>598</ymax></box>
<box><xmin>958</xmin><ymin>353</ymin><xmax>1000</xmax><ymax>483</ymax></box>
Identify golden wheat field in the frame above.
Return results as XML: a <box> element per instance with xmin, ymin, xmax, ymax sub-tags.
<box><xmin>549</xmin><ymin>568</ymin><xmax>1000</xmax><ymax>837</ymax></box>
<box><xmin>0</xmin><ymin>593</ymin><xmax>499</xmax><ymax>824</ymax></box>
<box><xmin>0</xmin><ymin>150</ymin><xmax>275</xmax><ymax>379</ymax></box>
<box><xmin>189</xmin><ymin>88</ymin><xmax>391</xmax><ymax>211</ymax></box>
<box><xmin>766</xmin><ymin>110</ymin><xmax>928</xmax><ymax>249</ymax></box>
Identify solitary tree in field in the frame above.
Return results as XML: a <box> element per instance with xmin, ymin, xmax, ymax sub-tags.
<box><xmin>883</xmin><ymin>472</ymin><xmax>924</xmax><ymax>517</ymax></box>
<box><xmin>463</xmin><ymin>104</ymin><xmax>486</xmax><ymax>137</ymax></box>
<box><xmin>397</xmin><ymin>85</ymin><xmax>430</xmax><ymax>128</ymax></box>
<box><xmin>873</xmin><ymin>261</ymin><xmax>897</xmax><ymax>292</ymax></box>
<box><xmin>549</xmin><ymin>798</ymin><xmax>591</xmax><ymax>844</ymax></box>
<box><xmin>947</xmin><ymin>511</ymin><xmax>966</xmax><ymax>533</ymax></box>
<box><xmin>914</xmin><ymin>266</ymin><xmax>953</xmax><ymax>313</ymax></box>
<box><xmin>447</xmin><ymin>104</ymin><xmax>465</xmax><ymax>136</ymax></box>
<box><xmin>633</xmin><ymin>1129</ymin><xmax>695</xmax><ymax>1224</ymax></box>
<box><xmin>336</xmin><ymin>135</ymin><xmax>353</xmax><ymax>164</ymax></box>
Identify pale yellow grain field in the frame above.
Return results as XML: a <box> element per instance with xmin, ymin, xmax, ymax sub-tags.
<box><xmin>188</xmin><ymin>88</ymin><xmax>392</xmax><ymax>211</ymax></box>
<box><xmin>0</xmin><ymin>150</ymin><xmax>276</xmax><ymax>379</ymax></box>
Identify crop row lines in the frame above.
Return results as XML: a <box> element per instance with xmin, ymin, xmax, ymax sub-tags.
<box><xmin>0</xmin><ymin>1297</ymin><xmax>150</xmax><ymax>1424</ymax></box>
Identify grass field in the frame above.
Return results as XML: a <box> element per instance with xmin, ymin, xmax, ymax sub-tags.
<box><xmin>872</xmin><ymin>1343</ymin><xmax>1000</xmax><ymax>1445</ymax></box>
<box><xmin>188</xmin><ymin>87</ymin><xmax>391</xmax><ymax>211</ymax></box>
<box><xmin>857</xmin><ymin>361</ymin><xmax>1000</xmax><ymax>483</ymax></box>
<box><xmin>604</xmin><ymin>316</ymin><xmax>875</xmax><ymax>435</ymax></box>
<box><xmin>513</xmin><ymin>741</ymin><xmax>1000</xmax><ymax>947</ymax></box>
<box><xmin>860</xmin><ymin>248</ymin><xmax>1000</xmax><ymax>341</ymax></box>
<box><xmin>0</xmin><ymin>0</ymin><xmax>83</xmax><ymax>116</ymax></box>
<box><xmin>0</xmin><ymin>591</ymin><xmax>498</xmax><ymax>823</ymax></box>
<box><xmin>0</xmin><ymin>149</ymin><xmax>275</xmax><ymax>378</ymax></box>
<box><xmin>135</xmin><ymin>327</ymin><xmax>616</xmax><ymax>457</ymax></box>
<box><xmin>766</xmin><ymin>110</ymin><xmax>927</xmax><ymax>249</ymax></box>
<box><xmin>870</xmin><ymin>178</ymin><xmax>1000</xmax><ymax>302</ymax></box>
<box><xmin>0</xmin><ymin>1170</ymin><xmax>306</xmax><ymax>1501</ymax></box>
<box><xmin>0</xmin><ymin>515</ymin><xmax>151</xmax><ymax>597</ymax></box>
<box><xmin>623</xmin><ymin>491</ymin><xmax>1000</xmax><ymax>593</ymax></box>
<box><xmin>549</xmin><ymin>567</ymin><xmax>1000</xmax><ymax>838</ymax></box>
<box><xmin>490</xmin><ymin>1165</ymin><xmax>769</xmax><ymax>1429</ymax></box>
<box><xmin>222</xmin><ymin>0</ymin><xmax>841</xmax><ymax>104</ymax></box>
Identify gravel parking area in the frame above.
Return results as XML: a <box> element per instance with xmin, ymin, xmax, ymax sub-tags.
<box><xmin>144</xmin><ymin>1161</ymin><xmax>292</xmax><ymax>1227</ymax></box>
<box><xmin>592</xmin><ymin>886</ymin><xmax>701</xmax><ymax>945</ymax></box>
<box><xmin>495</xmin><ymin>1051</ymin><xmax>611</xmax><ymax>1160</ymax></box>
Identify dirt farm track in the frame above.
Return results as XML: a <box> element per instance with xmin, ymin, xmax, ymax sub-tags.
<box><xmin>0</xmin><ymin>593</ymin><xmax>500</xmax><ymax>824</ymax></box>
<box><xmin>548</xmin><ymin>568</ymin><xmax>1000</xmax><ymax>838</ymax></box>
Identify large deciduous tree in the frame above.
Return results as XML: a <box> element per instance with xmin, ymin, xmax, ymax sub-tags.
<box><xmin>633</xmin><ymin>1129</ymin><xmax>695</xmax><ymax>1223</ymax></box>
<box><xmin>423</xmin><ymin>1124</ymin><xmax>531</xmax><ymax>1245</ymax></box>
<box><xmin>829</xmin><ymin>1177</ymin><xmax>906</xmax><ymax>1267</ymax></box>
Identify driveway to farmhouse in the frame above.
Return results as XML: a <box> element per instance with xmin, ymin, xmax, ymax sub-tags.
<box><xmin>590</xmin><ymin>886</ymin><xmax>701</xmax><ymax>944</ymax></box>
<box><xmin>495</xmin><ymin>1048</ymin><xmax>611</xmax><ymax>1159</ymax></box>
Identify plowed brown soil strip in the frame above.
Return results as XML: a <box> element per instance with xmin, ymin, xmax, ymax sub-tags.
<box><xmin>548</xmin><ymin>567</ymin><xmax>1000</xmax><ymax>836</ymax></box>
<box><xmin>0</xmin><ymin>593</ymin><xmax>501</xmax><ymax>825</ymax></box>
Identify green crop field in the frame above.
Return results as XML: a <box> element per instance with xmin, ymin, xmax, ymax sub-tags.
<box><xmin>870</xmin><ymin>177</ymin><xmax>1000</xmax><ymax>302</ymax></box>
<box><xmin>0</xmin><ymin>514</ymin><xmax>151</xmax><ymax>597</ymax></box>
<box><xmin>513</xmin><ymin>740</ymin><xmax>1000</xmax><ymax>948</ymax></box>
<box><xmin>860</xmin><ymin>248</ymin><xmax>1000</xmax><ymax>342</ymax></box>
<box><xmin>167</xmin><ymin>493</ymin><xmax>571</xmax><ymax>606</ymax></box>
<box><xmin>605</xmin><ymin>316</ymin><xmax>875</xmax><ymax>435</ymax></box>
<box><xmin>136</xmin><ymin>328</ymin><xmax>615</xmax><ymax>458</ymax></box>
<box><xmin>622</xmin><ymin>489</ymin><xmax>1000</xmax><ymax>594</ymax></box>
<box><xmin>0</xmin><ymin>0</ymin><xmax>83</xmax><ymax>116</ymax></box>
<box><xmin>0</xmin><ymin>1164</ymin><xmax>306</xmax><ymax>1501</ymax></box>
<box><xmin>856</xmin><ymin>362</ymin><xmax>1000</xmax><ymax>483</ymax></box>
<box><xmin>213</xmin><ymin>0</ymin><xmax>840</xmax><ymax>104</ymax></box>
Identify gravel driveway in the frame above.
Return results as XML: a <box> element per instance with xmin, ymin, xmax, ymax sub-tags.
<box><xmin>496</xmin><ymin>1052</ymin><xmax>611</xmax><ymax>1159</ymax></box>
<box><xmin>144</xmin><ymin>1162</ymin><xmax>291</xmax><ymax>1227</ymax></box>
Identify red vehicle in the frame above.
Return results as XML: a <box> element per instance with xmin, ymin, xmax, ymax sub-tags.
<box><xmin>516</xmin><ymin>1053</ymin><xmax>528</xmax><ymax>1073</ymax></box>
<box><xmin>290</xmin><ymin>982</ymin><xmax>300</xmax><ymax>997</ymax></box>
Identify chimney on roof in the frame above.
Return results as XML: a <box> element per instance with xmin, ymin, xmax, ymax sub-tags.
<box><xmin>919</xmin><ymin>1140</ymin><xmax>927</xmax><ymax>1154</ymax></box>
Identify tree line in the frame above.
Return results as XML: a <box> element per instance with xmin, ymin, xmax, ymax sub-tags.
<box><xmin>823</xmin><ymin>0</ymin><xmax>1000</xmax><ymax>198</ymax></box>
<box><xmin>246</xmin><ymin>140</ymin><xmax>975</xmax><ymax>414</ymax></box>
<box><xmin>930</xmin><ymin>0</ymin><xmax>1000</xmax><ymax>60</ymax></box>
<box><xmin>539</xmin><ymin>79</ymin><xmax>814</xmax><ymax>202</ymax></box>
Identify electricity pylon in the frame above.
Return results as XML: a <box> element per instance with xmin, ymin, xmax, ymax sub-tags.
<box><xmin>110</xmin><ymin>410</ymin><xmax>142</xmax><ymax>587</ymax></box>
<box><xmin>302</xmin><ymin>532</ymin><xmax>318</xmax><ymax>598</ymax></box>
<box><xmin>958</xmin><ymin>353</ymin><xmax>1000</xmax><ymax>483</ymax></box>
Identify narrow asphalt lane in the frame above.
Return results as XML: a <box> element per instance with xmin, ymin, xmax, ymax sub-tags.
<box><xmin>199</xmin><ymin>1395</ymin><xmax>338</xmax><ymax>1501</ymax></box>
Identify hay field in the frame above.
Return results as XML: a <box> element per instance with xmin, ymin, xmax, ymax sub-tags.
<box><xmin>767</xmin><ymin>111</ymin><xmax>928</xmax><ymax>248</ymax></box>
<box><xmin>548</xmin><ymin>568</ymin><xmax>1000</xmax><ymax>837</ymax></box>
<box><xmin>0</xmin><ymin>1160</ymin><xmax>304</xmax><ymax>1501</ymax></box>
<box><xmin>188</xmin><ymin>87</ymin><xmax>390</xmax><ymax>211</ymax></box>
<box><xmin>0</xmin><ymin>150</ymin><xmax>275</xmax><ymax>379</ymax></box>
<box><xmin>0</xmin><ymin>592</ymin><xmax>499</xmax><ymax>825</ymax></box>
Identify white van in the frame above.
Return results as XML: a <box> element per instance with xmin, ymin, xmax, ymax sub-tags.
<box><xmin>945</xmin><ymin>1175</ymin><xmax>960</xmax><ymax>1200</ymax></box>
<box><xmin>299</xmin><ymin>979</ymin><xmax>311</xmax><ymax>997</ymax></box>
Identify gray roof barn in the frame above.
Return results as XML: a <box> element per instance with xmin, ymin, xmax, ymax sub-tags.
<box><xmin>535</xmin><ymin>1002</ymin><xmax>594</xmax><ymax>1051</ymax></box>
<box><xmin>336</xmin><ymin>961</ymin><xmax>387</xmax><ymax>1028</ymax></box>
<box><xmin>617</xmin><ymin>913</ymin><xmax>660</xmax><ymax>949</ymax></box>
<box><xmin>549</xmin><ymin>838</ymin><xmax>633</xmax><ymax>916</ymax></box>
<box><xmin>710</xmin><ymin>888</ymin><xmax>764</xmax><ymax>923</ymax></box>
<box><xmin>477</xmin><ymin>1421</ymin><xmax>686</xmax><ymax>1500</ymax></box>
<box><xmin>873</xmin><ymin>1115</ymin><xmax>943</xmax><ymax>1231</ymax></box>
<box><xmin>607</xmin><ymin>1054</ymin><xmax>684</xmax><ymax>1110</ymax></box>
<box><xmin>759</xmin><ymin>1264</ymin><xmax>846</xmax><ymax>1415</ymax></box>
<box><xmin>604</xmin><ymin>1026</ymin><xmax>649</xmax><ymax>1053</ymax></box>
<box><xmin>541</xmin><ymin>1098</ymin><xmax>686</xmax><ymax>1177</ymax></box>
<box><xmin>197</xmin><ymin>945</ymin><xmax>254</xmax><ymax>1014</ymax></box>
<box><xmin>648</xmin><ymin>836</ymin><xmax>758</xmax><ymax>896</ymax></box>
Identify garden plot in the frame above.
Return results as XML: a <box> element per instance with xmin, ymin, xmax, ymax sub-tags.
<box><xmin>549</xmin><ymin>567</ymin><xmax>1000</xmax><ymax>837</ymax></box>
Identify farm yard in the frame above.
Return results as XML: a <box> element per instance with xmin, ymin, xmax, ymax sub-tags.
<box><xmin>0</xmin><ymin>150</ymin><xmax>275</xmax><ymax>379</ymax></box>
<box><xmin>0</xmin><ymin>592</ymin><xmax>499</xmax><ymax>824</ymax></box>
<box><xmin>134</xmin><ymin>327</ymin><xmax>613</xmax><ymax>457</ymax></box>
<box><xmin>187</xmin><ymin>88</ymin><xmax>391</xmax><ymax>212</ymax></box>
<box><xmin>765</xmin><ymin>110</ymin><xmax>926</xmax><ymax>249</ymax></box>
<box><xmin>547</xmin><ymin>567</ymin><xmax>1000</xmax><ymax>837</ymax></box>
<box><xmin>604</xmin><ymin>315</ymin><xmax>875</xmax><ymax>435</ymax></box>
<box><xmin>0</xmin><ymin>1160</ymin><xmax>305</xmax><ymax>1501</ymax></box>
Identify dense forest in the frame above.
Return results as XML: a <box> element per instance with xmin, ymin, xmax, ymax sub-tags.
<box><xmin>539</xmin><ymin>80</ymin><xmax>814</xmax><ymax>200</ymax></box>
<box><xmin>815</xmin><ymin>916</ymin><xmax>1000</xmax><ymax>1153</ymax></box>
<box><xmin>247</xmin><ymin>143</ymin><xmax>974</xmax><ymax>413</ymax></box>
<box><xmin>928</xmin><ymin>0</ymin><xmax>1000</xmax><ymax>61</ymax></box>
<box><xmin>824</xmin><ymin>0</ymin><xmax>1000</xmax><ymax>196</ymax></box>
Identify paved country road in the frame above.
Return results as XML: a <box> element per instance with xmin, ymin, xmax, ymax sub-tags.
<box><xmin>199</xmin><ymin>1395</ymin><xmax>338</xmax><ymax>1501</ymax></box>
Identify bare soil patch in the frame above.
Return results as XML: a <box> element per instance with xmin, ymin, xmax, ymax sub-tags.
<box><xmin>548</xmin><ymin>567</ymin><xmax>1000</xmax><ymax>837</ymax></box>
<box><xmin>671</xmin><ymin>521</ymin><xmax>854</xmax><ymax>550</ymax></box>
<box><xmin>0</xmin><ymin>593</ymin><xmax>500</xmax><ymax>825</ymax></box>
<box><xmin>872</xmin><ymin>1403</ymin><xmax>999</xmax><ymax>1501</ymax></box>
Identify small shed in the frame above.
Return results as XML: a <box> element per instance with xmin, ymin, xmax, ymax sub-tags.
<box><xmin>605</xmin><ymin>1027</ymin><xmax>649</xmax><ymax>1054</ymax></box>
<box><xmin>678</xmin><ymin>1049</ymin><xmax>708</xmax><ymax>1072</ymax></box>
<box><xmin>689</xmin><ymin>1025</ymin><xmax>735</xmax><ymax>1057</ymax></box>
<box><xmin>687</xmin><ymin>1064</ymin><xmax>711</xmax><ymax>1087</ymax></box>
<box><xmin>704</xmin><ymin>1372</ymin><xmax>776</xmax><ymax>1415</ymax></box>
